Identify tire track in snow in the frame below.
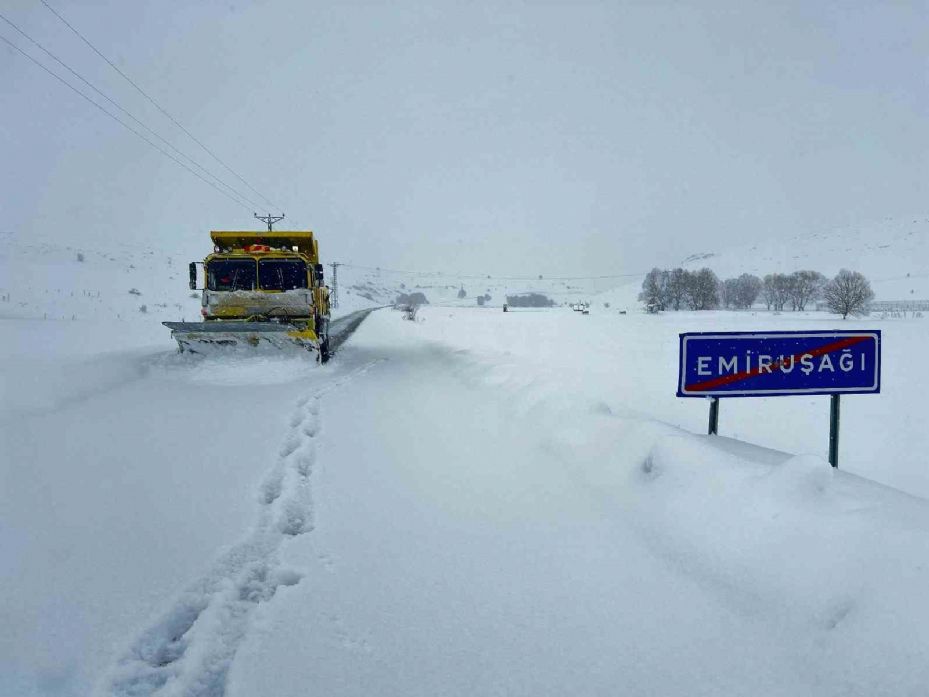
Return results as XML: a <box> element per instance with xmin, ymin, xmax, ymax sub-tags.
<box><xmin>98</xmin><ymin>393</ymin><xmax>325</xmax><ymax>697</ymax></box>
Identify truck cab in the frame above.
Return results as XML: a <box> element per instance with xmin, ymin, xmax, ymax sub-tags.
<box><xmin>166</xmin><ymin>229</ymin><xmax>331</xmax><ymax>359</ymax></box>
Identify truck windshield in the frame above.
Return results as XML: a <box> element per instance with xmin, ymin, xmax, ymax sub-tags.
<box><xmin>259</xmin><ymin>259</ymin><xmax>308</xmax><ymax>290</ymax></box>
<box><xmin>207</xmin><ymin>259</ymin><xmax>257</xmax><ymax>291</ymax></box>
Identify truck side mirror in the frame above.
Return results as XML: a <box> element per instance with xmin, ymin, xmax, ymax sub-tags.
<box><xmin>189</xmin><ymin>262</ymin><xmax>198</xmax><ymax>290</ymax></box>
<box><xmin>315</xmin><ymin>264</ymin><xmax>325</xmax><ymax>283</ymax></box>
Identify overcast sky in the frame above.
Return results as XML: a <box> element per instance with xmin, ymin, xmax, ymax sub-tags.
<box><xmin>2</xmin><ymin>0</ymin><xmax>926</xmax><ymax>276</ymax></box>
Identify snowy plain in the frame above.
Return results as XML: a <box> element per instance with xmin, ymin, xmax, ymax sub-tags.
<box><xmin>3</xmin><ymin>224</ymin><xmax>929</xmax><ymax>696</ymax></box>
<box><xmin>2</xmin><ymin>300</ymin><xmax>929</xmax><ymax>696</ymax></box>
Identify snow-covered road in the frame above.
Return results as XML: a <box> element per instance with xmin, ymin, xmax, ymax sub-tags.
<box><xmin>3</xmin><ymin>307</ymin><xmax>929</xmax><ymax>696</ymax></box>
<box><xmin>227</xmin><ymin>324</ymin><xmax>812</xmax><ymax>697</ymax></box>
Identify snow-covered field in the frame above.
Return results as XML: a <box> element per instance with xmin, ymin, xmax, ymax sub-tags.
<box><xmin>3</xmin><ymin>301</ymin><xmax>929</xmax><ymax>697</ymax></box>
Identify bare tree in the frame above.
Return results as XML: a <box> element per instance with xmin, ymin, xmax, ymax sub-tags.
<box><xmin>667</xmin><ymin>268</ymin><xmax>687</xmax><ymax>310</ymax></box>
<box><xmin>720</xmin><ymin>274</ymin><xmax>761</xmax><ymax>310</ymax></box>
<box><xmin>684</xmin><ymin>268</ymin><xmax>720</xmax><ymax>310</ymax></box>
<box><xmin>682</xmin><ymin>270</ymin><xmax>696</xmax><ymax>309</ymax></box>
<box><xmin>786</xmin><ymin>273</ymin><xmax>800</xmax><ymax>311</ymax></box>
<box><xmin>788</xmin><ymin>270</ymin><xmax>826</xmax><ymax>311</ymax></box>
<box><xmin>720</xmin><ymin>278</ymin><xmax>740</xmax><ymax>309</ymax></box>
<box><xmin>762</xmin><ymin>273</ymin><xmax>791</xmax><ymax>311</ymax></box>
<box><xmin>658</xmin><ymin>269</ymin><xmax>674</xmax><ymax>309</ymax></box>
<box><xmin>761</xmin><ymin>275</ymin><xmax>775</xmax><ymax>310</ymax></box>
<box><xmin>735</xmin><ymin>273</ymin><xmax>762</xmax><ymax>309</ymax></box>
<box><xmin>822</xmin><ymin>269</ymin><xmax>874</xmax><ymax>319</ymax></box>
<box><xmin>774</xmin><ymin>273</ymin><xmax>792</xmax><ymax>311</ymax></box>
<box><xmin>638</xmin><ymin>268</ymin><xmax>667</xmax><ymax>309</ymax></box>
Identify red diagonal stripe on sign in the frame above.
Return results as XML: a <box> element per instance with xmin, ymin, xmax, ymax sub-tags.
<box><xmin>687</xmin><ymin>335</ymin><xmax>871</xmax><ymax>392</ymax></box>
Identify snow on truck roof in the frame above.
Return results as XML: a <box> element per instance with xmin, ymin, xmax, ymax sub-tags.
<box><xmin>210</xmin><ymin>230</ymin><xmax>318</xmax><ymax>258</ymax></box>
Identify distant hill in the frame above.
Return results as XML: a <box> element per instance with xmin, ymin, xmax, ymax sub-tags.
<box><xmin>0</xmin><ymin>234</ymin><xmax>202</xmax><ymax>325</ymax></box>
<box><xmin>589</xmin><ymin>216</ymin><xmax>929</xmax><ymax>312</ymax></box>
<box><xmin>3</xmin><ymin>215</ymin><xmax>924</xmax><ymax>324</ymax></box>
<box><xmin>675</xmin><ymin>216</ymin><xmax>929</xmax><ymax>301</ymax></box>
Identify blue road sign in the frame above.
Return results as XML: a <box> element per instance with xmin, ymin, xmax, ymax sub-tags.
<box><xmin>677</xmin><ymin>330</ymin><xmax>881</xmax><ymax>398</ymax></box>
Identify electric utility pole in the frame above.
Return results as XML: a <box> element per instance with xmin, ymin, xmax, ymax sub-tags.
<box><xmin>330</xmin><ymin>262</ymin><xmax>341</xmax><ymax>309</ymax></box>
<box><xmin>254</xmin><ymin>213</ymin><xmax>285</xmax><ymax>231</ymax></box>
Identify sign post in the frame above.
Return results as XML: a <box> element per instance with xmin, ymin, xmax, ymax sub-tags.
<box><xmin>678</xmin><ymin>330</ymin><xmax>881</xmax><ymax>467</ymax></box>
<box><xmin>708</xmin><ymin>397</ymin><xmax>719</xmax><ymax>436</ymax></box>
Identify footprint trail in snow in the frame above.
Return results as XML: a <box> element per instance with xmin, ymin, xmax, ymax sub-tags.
<box><xmin>99</xmin><ymin>394</ymin><xmax>323</xmax><ymax>697</ymax></box>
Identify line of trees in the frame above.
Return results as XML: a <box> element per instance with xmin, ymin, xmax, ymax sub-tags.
<box><xmin>640</xmin><ymin>267</ymin><xmax>873</xmax><ymax>318</ymax></box>
<box><xmin>639</xmin><ymin>267</ymin><xmax>723</xmax><ymax>311</ymax></box>
<box><xmin>757</xmin><ymin>270</ymin><xmax>826</xmax><ymax>311</ymax></box>
<box><xmin>639</xmin><ymin>267</ymin><xmax>740</xmax><ymax>311</ymax></box>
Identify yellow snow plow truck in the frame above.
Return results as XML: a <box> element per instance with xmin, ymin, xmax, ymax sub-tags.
<box><xmin>164</xmin><ymin>229</ymin><xmax>331</xmax><ymax>361</ymax></box>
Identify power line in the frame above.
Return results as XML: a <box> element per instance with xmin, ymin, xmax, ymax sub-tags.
<box><xmin>38</xmin><ymin>0</ymin><xmax>279</xmax><ymax>210</ymax></box>
<box><xmin>871</xmin><ymin>271</ymin><xmax>929</xmax><ymax>283</ymax></box>
<box><xmin>0</xmin><ymin>32</ymin><xmax>254</xmax><ymax>210</ymax></box>
<box><xmin>338</xmin><ymin>263</ymin><xmax>648</xmax><ymax>281</ymax></box>
<box><xmin>0</xmin><ymin>11</ymin><xmax>266</xmax><ymax>211</ymax></box>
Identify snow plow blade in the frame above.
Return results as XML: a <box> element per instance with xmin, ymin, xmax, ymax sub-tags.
<box><xmin>162</xmin><ymin>321</ymin><xmax>321</xmax><ymax>354</ymax></box>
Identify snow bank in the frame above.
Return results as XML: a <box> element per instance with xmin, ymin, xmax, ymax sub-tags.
<box><xmin>563</xmin><ymin>418</ymin><xmax>929</xmax><ymax>694</ymax></box>
<box><xmin>225</xmin><ymin>308</ymin><xmax>929</xmax><ymax>697</ymax></box>
<box><xmin>400</xmin><ymin>306</ymin><xmax>929</xmax><ymax>499</ymax></box>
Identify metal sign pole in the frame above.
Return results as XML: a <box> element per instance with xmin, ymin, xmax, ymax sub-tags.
<box><xmin>708</xmin><ymin>397</ymin><xmax>719</xmax><ymax>435</ymax></box>
<box><xmin>829</xmin><ymin>394</ymin><xmax>840</xmax><ymax>468</ymax></box>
